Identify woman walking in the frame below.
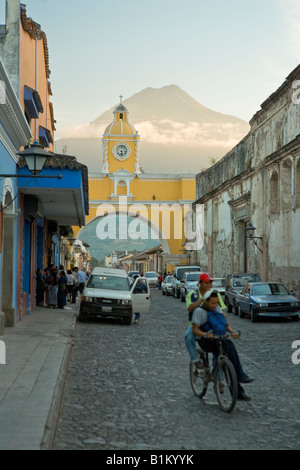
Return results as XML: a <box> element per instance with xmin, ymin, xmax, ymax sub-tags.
<box><xmin>46</xmin><ymin>269</ymin><xmax>58</xmax><ymax>308</ymax></box>
<box><xmin>57</xmin><ymin>271</ymin><xmax>68</xmax><ymax>309</ymax></box>
<box><xmin>66</xmin><ymin>269</ymin><xmax>76</xmax><ymax>302</ymax></box>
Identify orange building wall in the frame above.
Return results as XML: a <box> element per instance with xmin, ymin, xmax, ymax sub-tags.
<box><xmin>19</xmin><ymin>18</ymin><xmax>54</xmax><ymax>150</ymax></box>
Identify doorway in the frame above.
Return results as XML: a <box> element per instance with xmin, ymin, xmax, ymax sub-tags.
<box><xmin>1</xmin><ymin>190</ymin><xmax>16</xmax><ymax>326</ymax></box>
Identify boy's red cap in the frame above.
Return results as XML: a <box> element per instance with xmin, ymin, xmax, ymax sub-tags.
<box><xmin>199</xmin><ymin>273</ymin><xmax>214</xmax><ymax>282</ymax></box>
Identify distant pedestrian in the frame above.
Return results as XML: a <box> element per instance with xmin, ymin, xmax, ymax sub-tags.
<box><xmin>46</xmin><ymin>269</ymin><xmax>58</xmax><ymax>308</ymax></box>
<box><xmin>66</xmin><ymin>269</ymin><xmax>76</xmax><ymax>302</ymax></box>
<box><xmin>57</xmin><ymin>271</ymin><xmax>68</xmax><ymax>309</ymax></box>
<box><xmin>71</xmin><ymin>267</ymin><xmax>88</xmax><ymax>303</ymax></box>
<box><xmin>36</xmin><ymin>269</ymin><xmax>46</xmax><ymax>306</ymax></box>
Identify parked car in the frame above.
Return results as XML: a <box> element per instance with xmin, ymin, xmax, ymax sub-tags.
<box><xmin>145</xmin><ymin>271</ymin><xmax>159</xmax><ymax>287</ymax></box>
<box><xmin>78</xmin><ymin>267</ymin><xmax>150</xmax><ymax>324</ymax></box>
<box><xmin>212</xmin><ymin>278</ymin><xmax>226</xmax><ymax>299</ymax></box>
<box><xmin>161</xmin><ymin>275</ymin><xmax>173</xmax><ymax>296</ymax></box>
<box><xmin>225</xmin><ymin>273</ymin><xmax>263</xmax><ymax>313</ymax></box>
<box><xmin>172</xmin><ymin>265</ymin><xmax>201</xmax><ymax>298</ymax></box>
<box><xmin>235</xmin><ymin>282</ymin><xmax>300</xmax><ymax>322</ymax></box>
<box><xmin>180</xmin><ymin>271</ymin><xmax>202</xmax><ymax>302</ymax></box>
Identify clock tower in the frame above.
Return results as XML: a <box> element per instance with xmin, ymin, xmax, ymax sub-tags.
<box><xmin>102</xmin><ymin>96</ymin><xmax>141</xmax><ymax>175</ymax></box>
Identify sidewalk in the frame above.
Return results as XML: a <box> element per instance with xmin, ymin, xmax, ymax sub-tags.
<box><xmin>0</xmin><ymin>303</ymin><xmax>77</xmax><ymax>450</ymax></box>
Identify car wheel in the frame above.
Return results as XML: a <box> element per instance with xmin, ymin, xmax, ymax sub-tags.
<box><xmin>77</xmin><ymin>312</ymin><xmax>87</xmax><ymax>322</ymax></box>
<box><xmin>225</xmin><ymin>297</ymin><xmax>232</xmax><ymax>313</ymax></box>
<box><xmin>250</xmin><ymin>307</ymin><xmax>258</xmax><ymax>323</ymax></box>
<box><xmin>124</xmin><ymin>313</ymin><xmax>133</xmax><ymax>325</ymax></box>
<box><xmin>238</xmin><ymin>305</ymin><xmax>245</xmax><ymax>318</ymax></box>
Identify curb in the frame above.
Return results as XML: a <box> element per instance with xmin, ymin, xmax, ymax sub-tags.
<box><xmin>40</xmin><ymin>313</ymin><xmax>77</xmax><ymax>450</ymax></box>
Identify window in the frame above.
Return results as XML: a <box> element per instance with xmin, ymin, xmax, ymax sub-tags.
<box><xmin>0</xmin><ymin>0</ymin><xmax>5</xmax><ymax>25</ymax></box>
<box><xmin>270</xmin><ymin>171</ymin><xmax>279</xmax><ymax>215</ymax></box>
<box><xmin>296</xmin><ymin>160</ymin><xmax>300</xmax><ymax>208</ymax></box>
<box><xmin>282</xmin><ymin>159</ymin><xmax>292</xmax><ymax>211</ymax></box>
<box><xmin>86</xmin><ymin>275</ymin><xmax>130</xmax><ymax>291</ymax></box>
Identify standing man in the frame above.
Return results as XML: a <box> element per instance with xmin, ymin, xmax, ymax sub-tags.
<box><xmin>71</xmin><ymin>267</ymin><xmax>88</xmax><ymax>304</ymax></box>
<box><xmin>184</xmin><ymin>273</ymin><xmax>226</xmax><ymax>369</ymax></box>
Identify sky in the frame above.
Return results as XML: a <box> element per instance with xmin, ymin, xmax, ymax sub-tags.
<box><xmin>13</xmin><ymin>0</ymin><xmax>300</xmax><ymax>139</ymax></box>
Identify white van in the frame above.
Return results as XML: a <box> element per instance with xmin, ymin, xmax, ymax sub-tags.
<box><xmin>172</xmin><ymin>265</ymin><xmax>201</xmax><ymax>298</ymax></box>
<box><xmin>78</xmin><ymin>267</ymin><xmax>150</xmax><ymax>324</ymax></box>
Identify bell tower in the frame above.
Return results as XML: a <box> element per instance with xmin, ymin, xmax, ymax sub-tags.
<box><xmin>102</xmin><ymin>96</ymin><xmax>141</xmax><ymax>175</ymax></box>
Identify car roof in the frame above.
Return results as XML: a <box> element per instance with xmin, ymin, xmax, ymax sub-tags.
<box><xmin>247</xmin><ymin>282</ymin><xmax>282</xmax><ymax>285</ymax></box>
<box><xmin>91</xmin><ymin>267</ymin><xmax>128</xmax><ymax>278</ymax></box>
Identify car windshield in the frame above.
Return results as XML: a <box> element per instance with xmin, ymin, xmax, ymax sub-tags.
<box><xmin>252</xmin><ymin>283</ymin><xmax>289</xmax><ymax>296</ymax></box>
<box><xmin>186</xmin><ymin>273</ymin><xmax>200</xmax><ymax>282</ymax></box>
<box><xmin>176</xmin><ymin>267</ymin><xmax>200</xmax><ymax>280</ymax></box>
<box><xmin>87</xmin><ymin>275</ymin><xmax>130</xmax><ymax>291</ymax></box>
<box><xmin>145</xmin><ymin>272</ymin><xmax>157</xmax><ymax>278</ymax></box>
<box><xmin>233</xmin><ymin>275</ymin><xmax>262</xmax><ymax>287</ymax></box>
<box><xmin>166</xmin><ymin>276</ymin><xmax>173</xmax><ymax>282</ymax></box>
<box><xmin>213</xmin><ymin>279</ymin><xmax>225</xmax><ymax>288</ymax></box>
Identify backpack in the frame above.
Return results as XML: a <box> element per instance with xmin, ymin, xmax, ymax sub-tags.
<box><xmin>201</xmin><ymin>310</ymin><xmax>228</xmax><ymax>336</ymax></box>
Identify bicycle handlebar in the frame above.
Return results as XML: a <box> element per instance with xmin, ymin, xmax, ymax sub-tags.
<box><xmin>209</xmin><ymin>330</ymin><xmax>241</xmax><ymax>340</ymax></box>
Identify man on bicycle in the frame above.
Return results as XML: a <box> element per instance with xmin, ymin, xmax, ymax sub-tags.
<box><xmin>192</xmin><ymin>290</ymin><xmax>254</xmax><ymax>401</ymax></box>
<box><xmin>185</xmin><ymin>273</ymin><xmax>226</xmax><ymax>371</ymax></box>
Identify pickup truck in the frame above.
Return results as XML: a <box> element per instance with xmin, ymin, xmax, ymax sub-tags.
<box><xmin>225</xmin><ymin>273</ymin><xmax>263</xmax><ymax>313</ymax></box>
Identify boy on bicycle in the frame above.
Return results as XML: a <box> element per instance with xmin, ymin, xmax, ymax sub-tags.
<box><xmin>185</xmin><ymin>273</ymin><xmax>226</xmax><ymax>370</ymax></box>
<box><xmin>192</xmin><ymin>290</ymin><xmax>254</xmax><ymax>401</ymax></box>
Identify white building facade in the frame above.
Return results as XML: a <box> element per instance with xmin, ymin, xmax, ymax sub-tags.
<box><xmin>194</xmin><ymin>65</ymin><xmax>300</xmax><ymax>295</ymax></box>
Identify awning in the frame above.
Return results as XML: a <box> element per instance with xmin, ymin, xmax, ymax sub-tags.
<box><xmin>24</xmin><ymin>86</ymin><xmax>44</xmax><ymax>118</ymax></box>
<box><xmin>39</xmin><ymin>126</ymin><xmax>53</xmax><ymax>148</ymax></box>
<box><xmin>17</xmin><ymin>153</ymin><xmax>89</xmax><ymax>227</ymax></box>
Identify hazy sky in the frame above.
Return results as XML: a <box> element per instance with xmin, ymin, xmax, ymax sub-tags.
<box><xmin>16</xmin><ymin>0</ymin><xmax>300</xmax><ymax>139</ymax></box>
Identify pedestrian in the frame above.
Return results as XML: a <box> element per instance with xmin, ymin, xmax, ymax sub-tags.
<box><xmin>57</xmin><ymin>271</ymin><xmax>68</xmax><ymax>309</ymax></box>
<box><xmin>66</xmin><ymin>269</ymin><xmax>76</xmax><ymax>302</ymax></box>
<box><xmin>158</xmin><ymin>273</ymin><xmax>163</xmax><ymax>290</ymax></box>
<box><xmin>36</xmin><ymin>269</ymin><xmax>46</xmax><ymax>306</ymax></box>
<box><xmin>71</xmin><ymin>267</ymin><xmax>88</xmax><ymax>303</ymax></box>
<box><xmin>46</xmin><ymin>268</ymin><xmax>58</xmax><ymax>308</ymax></box>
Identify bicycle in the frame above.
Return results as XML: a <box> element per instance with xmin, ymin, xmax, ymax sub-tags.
<box><xmin>190</xmin><ymin>332</ymin><xmax>239</xmax><ymax>413</ymax></box>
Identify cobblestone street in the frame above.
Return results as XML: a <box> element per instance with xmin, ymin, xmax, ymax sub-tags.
<box><xmin>53</xmin><ymin>289</ymin><xmax>300</xmax><ymax>450</ymax></box>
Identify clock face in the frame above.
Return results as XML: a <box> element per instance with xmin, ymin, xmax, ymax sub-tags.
<box><xmin>113</xmin><ymin>142</ymin><xmax>131</xmax><ymax>161</ymax></box>
<box><xmin>116</xmin><ymin>144</ymin><xmax>128</xmax><ymax>158</ymax></box>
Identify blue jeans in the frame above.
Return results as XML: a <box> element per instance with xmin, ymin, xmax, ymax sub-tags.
<box><xmin>185</xmin><ymin>326</ymin><xmax>201</xmax><ymax>363</ymax></box>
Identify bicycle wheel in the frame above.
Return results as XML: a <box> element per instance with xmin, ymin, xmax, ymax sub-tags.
<box><xmin>189</xmin><ymin>362</ymin><xmax>209</xmax><ymax>399</ymax></box>
<box><xmin>215</xmin><ymin>358</ymin><xmax>238</xmax><ymax>412</ymax></box>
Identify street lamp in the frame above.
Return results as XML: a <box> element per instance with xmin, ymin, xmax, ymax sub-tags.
<box><xmin>16</xmin><ymin>141</ymin><xmax>62</xmax><ymax>179</ymax></box>
<box><xmin>17</xmin><ymin>141</ymin><xmax>48</xmax><ymax>176</ymax></box>
<box><xmin>245</xmin><ymin>222</ymin><xmax>263</xmax><ymax>253</ymax></box>
<box><xmin>0</xmin><ymin>141</ymin><xmax>62</xmax><ymax>179</ymax></box>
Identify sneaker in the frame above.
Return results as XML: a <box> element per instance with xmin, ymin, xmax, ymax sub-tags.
<box><xmin>134</xmin><ymin>318</ymin><xmax>140</xmax><ymax>324</ymax></box>
<box><xmin>240</xmin><ymin>375</ymin><xmax>254</xmax><ymax>384</ymax></box>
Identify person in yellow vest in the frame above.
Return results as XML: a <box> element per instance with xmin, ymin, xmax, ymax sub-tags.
<box><xmin>184</xmin><ymin>273</ymin><xmax>226</xmax><ymax>369</ymax></box>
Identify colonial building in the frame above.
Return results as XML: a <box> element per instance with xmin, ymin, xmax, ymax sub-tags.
<box><xmin>194</xmin><ymin>65</ymin><xmax>300</xmax><ymax>294</ymax></box>
<box><xmin>0</xmin><ymin>1</ymin><xmax>89</xmax><ymax>333</ymax></box>
<box><xmin>74</xmin><ymin>98</ymin><xmax>196</xmax><ymax>273</ymax></box>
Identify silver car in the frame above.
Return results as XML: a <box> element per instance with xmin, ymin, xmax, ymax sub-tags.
<box><xmin>145</xmin><ymin>271</ymin><xmax>158</xmax><ymax>287</ymax></box>
<box><xmin>162</xmin><ymin>276</ymin><xmax>173</xmax><ymax>296</ymax></box>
